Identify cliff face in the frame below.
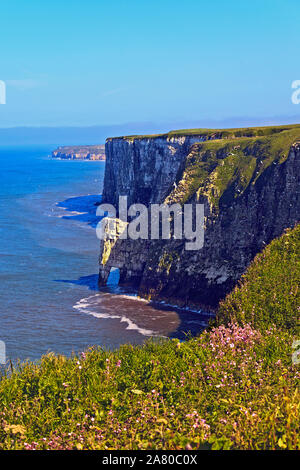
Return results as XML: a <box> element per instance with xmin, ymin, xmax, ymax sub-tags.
<box><xmin>52</xmin><ymin>145</ymin><xmax>105</xmax><ymax>160</ymax></box>
<box><xmin>99</xmin><ymin>126</ymin><xmax>300</xmax><ymax>309</ymax></box>
<box><xmin>103</xmin><ymin>135</ymin><xmax>205</xmax><ymax>206</ymax></box>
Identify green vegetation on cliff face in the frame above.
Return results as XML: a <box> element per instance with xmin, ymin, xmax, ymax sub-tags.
<box><xmin>167</xmin><ymin>125</ymin><xmax>300</xmax><ymax>207</ymax></box>
<box><xmin>217</xmin><ymin>225</ymin><xmax>300</xmax><ymax>334</ymax></box>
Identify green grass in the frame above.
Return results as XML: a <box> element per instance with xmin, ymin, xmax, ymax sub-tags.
<box><xmin>0</xmin><ymin>325</ymin><xmax>299</xmax><ymax>450</ymax></box>
<box><xmin>107</xmin><ymin>123</ymin><xmax>300</xmax><ymax>141</ymax></box>
<box><xmin>216</xmin><ymin>225</ymin><xmax>300</xmax><ymax>334</ymax></box>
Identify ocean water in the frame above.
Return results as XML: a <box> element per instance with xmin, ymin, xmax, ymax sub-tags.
<box><xmin>0</xmin><ymin>146</ymin><xmax>211</xmax><ymax>362</ymax></box>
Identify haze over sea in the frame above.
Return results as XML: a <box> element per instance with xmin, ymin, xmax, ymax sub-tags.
<box><xmin>0</xmin><ymin>147</ymin><xmax>209</xmax><ymax>362</ymax></box>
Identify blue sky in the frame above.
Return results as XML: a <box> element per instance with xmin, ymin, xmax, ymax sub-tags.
<box><xmin>0</xmin><ymin>0</ymin><xmax>300</xmax><ymax>128</ymax></box>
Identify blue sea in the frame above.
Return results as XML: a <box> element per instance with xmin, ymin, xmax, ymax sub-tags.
<box><xmin>0</xmin><ymin>146</ymin><xmax>210</xmax><ymax>362</ymax></box>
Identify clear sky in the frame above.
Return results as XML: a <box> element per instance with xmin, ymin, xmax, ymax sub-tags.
<box><xmin>0</xmin><ymin>0</ymin><xmax>300</xmax><ymax>128</ymax></box>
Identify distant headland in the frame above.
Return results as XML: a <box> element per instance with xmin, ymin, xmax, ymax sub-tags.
<box><xmin>52</xmin><ymin>145</ymin><xmax>105</xmax><ymax>160</ymax></box>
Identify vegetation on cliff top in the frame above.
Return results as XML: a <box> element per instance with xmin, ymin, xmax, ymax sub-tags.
<box><xmin>0</xmin><ymin>226</ymin><xmax>299</xmax><ymax>450</ymax></box>
<box><xmin>107</xmin><ymin>123</ymin><xmax>300</xmax><ymax>141</ymax></box>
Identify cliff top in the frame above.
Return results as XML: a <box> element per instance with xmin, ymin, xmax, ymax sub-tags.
<box><xmin>217</xmin><ymin>223</ymin><xmax>300</xmax><ymax>334</ymax></box>
<box><xmin>106</xmin><ymin>123</ymin><xmax>300</xmax><ymax>141</ymax></box>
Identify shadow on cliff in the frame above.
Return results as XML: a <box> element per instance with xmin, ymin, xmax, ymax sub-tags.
<box><xmin>56</xmin><ymin>194</ymin><xmax>102</xmax><ymax>228</ymax></box>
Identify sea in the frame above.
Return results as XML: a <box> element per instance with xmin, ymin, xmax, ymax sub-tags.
<box><xmin>0</xmin><ymin>146</ymin><xmax>211</xmax><ymax>362</ymax></box>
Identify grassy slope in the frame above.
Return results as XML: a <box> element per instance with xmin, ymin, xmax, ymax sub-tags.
<box><xmin>0</xmin><ymin>326</ymin><xmax>298</xmax><ymax>450</ymax></box>
<box><xmin>217</xmin><ymin>225</ymin><xmax>300</xmax><ymax>334</ymax></box>
<box><xmin>0</xmin><ymin>226</ymin><xmax>299</xmax><ymax>450</ymax></box>
<box><xmin>107</xmin><ymin>123</ymin><xmax>300</xmax><ymax>140</ymax></box>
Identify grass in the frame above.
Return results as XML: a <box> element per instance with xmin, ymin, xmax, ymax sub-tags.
<box><xmin>217</xmin><ymin>225</ymin><xmax>300</xmax><ymax>334</ymax></box>
<box><xmin>106</xmin><ymin>123</ymin><xmax>300</xmax><ymax>141</ymax></box>
<box><xmin>0</xmin><ymin>325</ymin><xmax>299</xmax><ymax>450</ymax></box>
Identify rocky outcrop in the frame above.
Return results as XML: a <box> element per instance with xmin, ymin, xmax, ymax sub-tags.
<box><xmin>52</xmin><ymin>145</ymin><xmax>105</xmax><ymax>160</ymax></box>
<box><xmin>103</xmin><ymin>135</ymin><xmax>207</xmax><ymax>206</ymax></box>
<box><xmin>99</xmin><ymin>127</ymin><xmax>300</xmax><ymax>309</ymax></box>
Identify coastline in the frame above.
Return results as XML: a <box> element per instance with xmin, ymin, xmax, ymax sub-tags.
<box><xmin>53</xmin><ymin>157</ymin><xmax>106</xmax><ymax>162</ymax></box>
<box><xmin>52</xmin><ymin>144</ymin><xmax>106</xmax><ymax>161</ymax></box>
